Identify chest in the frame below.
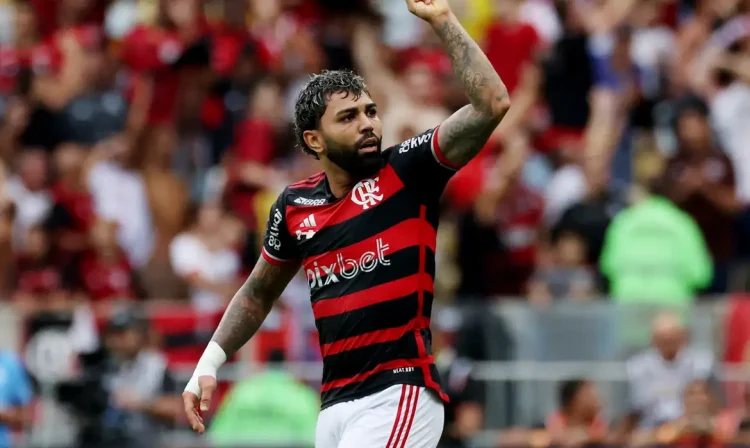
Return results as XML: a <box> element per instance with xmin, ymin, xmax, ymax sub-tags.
<box><xmin>287</xmin><ymin>168</ymin><xmax>433</xmax><ymax>291</ymax></box>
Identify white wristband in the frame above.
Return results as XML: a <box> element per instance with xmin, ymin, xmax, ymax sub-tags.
<box><xmin>184</xmin><ymin>341</ymin><xmax>227</xmax><ymax>397</ymax></box>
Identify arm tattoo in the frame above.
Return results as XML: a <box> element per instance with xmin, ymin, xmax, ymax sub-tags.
<box><xmin>211</xmin><ymin>258</ymin><xmax>300</xmax><ymax>356</ymax></box>
<box><xmin>432</xmin><ymin>14</ymin><xmax>510</xmax><ymax>166</ymax></box>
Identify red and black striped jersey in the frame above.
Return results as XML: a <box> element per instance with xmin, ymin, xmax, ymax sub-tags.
<box><xmin>262</xmin><ymin>126</ymin><xmax>456</xmax><ymax>408</ymax></box>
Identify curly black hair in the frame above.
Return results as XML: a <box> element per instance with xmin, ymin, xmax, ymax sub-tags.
<box><xmin>293</xmin><ymin>70</ymin><xmax>370</xmax><ymax>159</ymax></box>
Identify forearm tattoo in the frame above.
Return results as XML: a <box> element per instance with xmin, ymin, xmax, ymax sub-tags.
<box><xmin>211</xmin><ymin>258</ymin><xmax>299</xmax><ymax>356</ymax></box>
<box><xmin>432</xmin><ymin>14</ymin><xmax>510</xmax><ymax>166</ymax></box>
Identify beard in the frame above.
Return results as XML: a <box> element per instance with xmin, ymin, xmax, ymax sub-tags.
<box><xmin>325</xmin><ymin>133</ymin><xmax>383</xmax><ymax>179</ymax></box>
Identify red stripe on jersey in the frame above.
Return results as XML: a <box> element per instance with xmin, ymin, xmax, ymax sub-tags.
<box><xmin>386</xmin><ymin>385</ymin><xmax>408</xmax><ymax>448</ymax></box>
<box><xmin>312</xmin><ymin>273</ymin><xmax>433</xmax><ymax>319</ymax></box>
<box><xmin>430</xmin><ymin>126</ymin><xmax>461</xmax><ymax>170</ymax></box>
<box><xmin>302</xmin><ymin>218</ymin><xmax>436</xmax><ymax>271</ymax></box>
<box><xmin>320</xmin><ymin>316</ymin><xmax>430</xmax><ymax>357</ymax></box>
<box><xmin>289</xmin><ymin>171</ymin><xmax>325</xmax><ymax>189</ymax></box>
<box><xmin>261</xmin><ymin>247</ymin><xmax>297</xmax><ymax>266</ymax></box>
<box><xmin>286</xmin><ymin>164</ymin><xmax>404</xmax><ymax>230</ymax></box>
<box><xmin>321</xmin><ymin>357</ymin><xmax>433</xmax><ymax>392</ymax></box>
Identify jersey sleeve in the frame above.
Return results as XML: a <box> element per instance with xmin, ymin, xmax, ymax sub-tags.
<box><xmin>387</xmin><ymin>126</ymin><xmax>460</xmax><ymax>201</ymax></box>
<box><xmin>261</xmin><ymin>191</ymin><xmax>301</xmax><ymax>265</ymax></box>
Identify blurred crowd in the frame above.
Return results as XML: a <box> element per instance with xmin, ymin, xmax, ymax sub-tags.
<box><xmin>0</xmin><ymin>0</ymin><xmax>748</xmax><ymax>317</ymax></box>
<box><xmin>0</xmin><ymin>0</ymin><xmax>750</xmax><ymax>446</ymax></box>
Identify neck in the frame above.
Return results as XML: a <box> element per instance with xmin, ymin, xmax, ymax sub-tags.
<box><xmin>323</xmin><ymin>161</ymin><xmax>358</xmax><ymax>199</ymax></box>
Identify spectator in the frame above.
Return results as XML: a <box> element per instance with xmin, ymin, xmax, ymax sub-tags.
<box><xmin>457</xmin><ymin>133</ymin><xmax>543</xmax><ymax>297</ymax></box>
<box><xmin>484</xmin><ymin>0</ymin><xmax>541</xmax><ymax>95</ymax></box>
<box><xmin>77</xmin><ymin>219</ymin><xmax>137</xmax><ymax>309</ymax></box>
<box><xmin>632</xmin><ymin>379</ymin><xmax>725</xmax><ymax>446</ymax></box>
<box><xmin>13</xmin><ymin>225</ymin><xmax>76</xmax><ymax>313</ymax></box>
<box><xmin>352</xmin><ymin>21</ymin><xmax>450</xmax><ymax>149</ymax></box>
<box><xmin>224</xmin><ymin>79</ymin><xmax>288</xmax><ymax>266</ymax></box>
<box><xmin>100</xmin><ymin>307</ymin><xmax>181</xmax><ymax>448</ymax></box>
<box><xmin>664</xmin><ymin>95</ymin><xmax>739</xmax><ymax>294</ymax></box>
<box><xmin>86</xmin><ymin>134</ymin><xmax>154</xmax><ymax>272</ymax></box>
<box><xmin>46</xmin><ymin>143</ymin><xmax>94</xmax><ymax>258</ymax></box>
<box><xmin>599</xmin><ymin>178</ymin><xmax>713</xmax><ymax>304</ymax></box>
<box><xmin>0</xmin><ymin>351</ymin><xmax>32</xmax><ymax>448</ymax></box>
<box><xmin>553</xmin><ymin>153</ymin><xmax>629</xmax><ymax>265</ymax></box>
<box><xmin>545</xmin><ymin>379</ymin><xmax>607</xmax><ymax>446</ymax></box>
<box><xmin>208</xmin><ymin>350</ymin><xmax>319</xmax><ymax>447</ymax></box>
<box><xmin>169</xmin><ymin>202</ymin><xmax>241</xmax><ymax>312</ymax></box>
<box><xmin>435</xmin><ymin>326</ymin><xmax>483</xmax><ymax>448</ymax></box>
<box><xmin>536</xmin><ymin>0</ymin><xmax>593</xmax><ymax>153</ymax></box>
<box><xmin>528</xmin><ymin>231</ymin><xmax>596</xmax><ymax>303</ymax></box>
<box><xmin>623</xmin><ymin>312</ymin><xmax>714</xmax><ymax>433</ymax></box>
<box><xmin>6</xmin><ymin>148</ymin><xmax>51</xmax><ymax>250</ymax></box>
<box><xmin>714</xmin><ymin>382</ymin><xmax>750</xmax><ymax>442</ymax></box>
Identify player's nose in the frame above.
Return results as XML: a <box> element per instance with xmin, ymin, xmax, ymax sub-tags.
<box><xmin>357</xmin><ymin>113</ymin><xmax>375</xmax><ymax>132</ymax></box>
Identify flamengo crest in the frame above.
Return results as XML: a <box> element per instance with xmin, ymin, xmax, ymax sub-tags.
<box><xmin>351</xmin><ymin>177</ymin><xmax>383</xmax><ymax>210</ymax></box>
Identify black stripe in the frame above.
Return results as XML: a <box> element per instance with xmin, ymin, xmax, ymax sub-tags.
<box><xmin>303</xmin><ymin>189</ymin><xmax>422</xmax><ymax>257</ymax></box>
<box><xmin>309</xmin><ymin>247</ymin><xmax>421</xmax><ymax>302</ymax></box>
<box><xmin>316</xmin><ymin>293</ymin><xmax>419</xmax><ymax>345</ymax></box>
<box><xmin>322</xmin><ymin>334</ymin><xmax>420</xmax><ymax>383</ymax></box>
<box><xmin>422</xmin><ymin>291</ymin><xmax>434</xmax><ymax>319</ymax></box>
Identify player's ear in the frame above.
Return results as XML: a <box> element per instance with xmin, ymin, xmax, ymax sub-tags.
<box><xmin>303</xmin><ymin>130</ymin><xmax>325</xmax><ymax>158</ymax></box>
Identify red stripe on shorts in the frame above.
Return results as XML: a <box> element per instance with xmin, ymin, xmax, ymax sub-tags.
<box><xmin>385</xmin><ymin>385</ymin><xmax>408</xmax><ymax>448</ymax></box>
<box><xmin>398</xmin><ymin>387</ymin><xmax>421</xmax><ymax>448</ymax></box>
<box><xmin>391</xmin><ymin>386</ymin><xmax>415</xmax><ymax>448</ymax></box>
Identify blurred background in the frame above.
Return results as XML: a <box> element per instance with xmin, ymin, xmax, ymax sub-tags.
<box><xmin>0</xmin><ymin>0</ymin><xmax>750</xmax><ymax>446</ymax></box>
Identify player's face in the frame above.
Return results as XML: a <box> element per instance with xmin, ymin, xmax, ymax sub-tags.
<box><xmin>318</xmin><ymin>91</ymin><xmax>383</xmax><ymax>178</ymax></box>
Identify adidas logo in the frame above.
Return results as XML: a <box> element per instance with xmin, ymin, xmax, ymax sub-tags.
<box><xmin>296</xmin><ymin>214</ymin><xmax>317</xmax><ymax>240</ymax></box>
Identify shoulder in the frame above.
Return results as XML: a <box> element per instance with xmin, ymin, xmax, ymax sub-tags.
<box><xmin>382</xmin><ymin>126</ymin><xmax>441</xmax><ymax>164</ymax></box>
<box><xmin>284</xmin><ymin>171</ymin><xmax>328</xmax><ymax>206</ymax></box>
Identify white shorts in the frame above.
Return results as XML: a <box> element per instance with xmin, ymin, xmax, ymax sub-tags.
<box><xmin>315</xmin><ymin>384</ymin><xmax>444</xmax><ymax>448</ymax></box>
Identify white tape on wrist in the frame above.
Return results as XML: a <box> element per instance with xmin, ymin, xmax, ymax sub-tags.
<box><xmin>184</xmin><ymin>341</ymin><xmax>227</xmax><ymax>397</ymax></box>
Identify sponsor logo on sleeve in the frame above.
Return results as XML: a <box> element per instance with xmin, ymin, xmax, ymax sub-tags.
<box><xmin>267</xmin><ymin>208</ymin><xmax>284</xmax><ymax>250</ymax></box>
<box><xmin>398</xmin><ymin>130</ymin><xmax>434</xmax><ymax>154</ymax></box>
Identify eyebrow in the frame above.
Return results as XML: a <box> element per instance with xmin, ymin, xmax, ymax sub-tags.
<box><xmin>335</xmin><ymin>103</ymin><xmax>377</xmax><ymax>117</ymax></box>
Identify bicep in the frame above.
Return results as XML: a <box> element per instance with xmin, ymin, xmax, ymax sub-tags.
<box><xmin>437</xmin><ymin>104</ymin><xmax>503</xmax><ymax>168</ymax></box>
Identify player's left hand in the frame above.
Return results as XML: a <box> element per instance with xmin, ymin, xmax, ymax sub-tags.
<box><xmin>405</xmin><ymin>0</ymin><xmax>452</xmax><ymax>24</ymax></box>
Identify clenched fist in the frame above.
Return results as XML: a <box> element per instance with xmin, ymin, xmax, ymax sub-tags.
<box><xmin>405</xmin><ymin>0</ymin><xmax>452</xmax><ymax>24</ymax></box>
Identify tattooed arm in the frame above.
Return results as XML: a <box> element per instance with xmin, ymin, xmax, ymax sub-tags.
<box><xmin>405</xmin><ymin>0</ymin><xmax>510</xmax><ymax>167</ymax></box>
<box><xmin>212</xmin><ymin>257</ymin><xmax>300</xmax><ymax>355</ymax></box>
<box><xmin>183</xmin><ymin>256</ymin><xmax>299</xmax><ymax>433</ymax></box>
<box><xmin>433</xmin><ymin>13</ymin><xmax>510</xmax><ymax>166</ymax></box>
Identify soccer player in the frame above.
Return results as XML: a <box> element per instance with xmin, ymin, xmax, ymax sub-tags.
<box><xmin>183</xmin><ymin>0</ymin><xmax>510</xmax><ymax>446</ymax></box>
